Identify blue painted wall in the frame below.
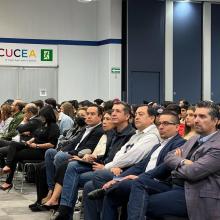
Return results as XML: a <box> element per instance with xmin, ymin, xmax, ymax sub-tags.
<box><xmin>173</xmin><ymin>2</ymin><xmax>202</xmax><ymax>103</ymax></box>
<box><xmin>127</xmin><ymin>0</ymin><xmax>165</xmax><ymax>104</ymax></box>
<box><xmin>211</xmin><ymin>4</ymin><xmax>220</xmax><ymax>102</ymax></box>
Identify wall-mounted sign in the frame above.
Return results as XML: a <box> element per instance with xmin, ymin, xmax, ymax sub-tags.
<box><xmin>0</xmin><ymin>43</ymin><xmax>58</xmax><ymax>67</ymax></box>
<box><xmin>40</xmin><ymin>88</ymin><xmax>47</xmax><ymax>97</ymax></box>
<box><xmin>111</xmin><ymin>67</ymin><xmax>120</xmax><ymax>74</ymax></box>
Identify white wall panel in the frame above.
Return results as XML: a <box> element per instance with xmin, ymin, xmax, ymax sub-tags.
<box><xmin>0</xmin><ymin>0</ymin><xmax>122</xmax><ymax>103</ymax></box>
<box><xmin>0</xmin><ymin>0</ymin><xmax>97</xmax><ymax>40</ymax></box>
<box><xmin>58</xmin><ymin>45</ymin><xmax>98</xmax><ymax>102</ymax></box>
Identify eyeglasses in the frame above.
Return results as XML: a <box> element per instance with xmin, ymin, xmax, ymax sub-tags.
<box><xmin>157</xmin><ymin>121</ymin><xmax>177</xmax><ymax>126</ymax></box>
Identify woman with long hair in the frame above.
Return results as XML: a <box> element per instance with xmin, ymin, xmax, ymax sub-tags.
<box><xmin>184</xmin><ymin>106</ymin><xmax>197</xmax><ymax>140</ymax></box>
<box><xmin>0</xmin><ymin>105</ymin><xmax>60</xmax><ymax>191</ymax></box>
<box><xmin>0</xmin><ymin>104</ymin><xmax>13</xmax><ymax>137</ymax></box>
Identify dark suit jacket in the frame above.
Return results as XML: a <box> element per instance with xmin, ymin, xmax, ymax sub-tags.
<box><xmin>119</xmin><ymin>134</ymin><xmax>185</xmax><ymax>177</ymax></box>
<box><xmin>68</xmin><ymin>123</ymin><xmax>104</xmax><ymax>155</ymax></box>
<box><xmin>17</xmin><ymin>116</ymin><xmax>42</xmax><ymax>142</ymax></box>
<box><xmin>165</xmin><ymin>130</ymin><xmax>220</xmax><ymax>220</ymax></box>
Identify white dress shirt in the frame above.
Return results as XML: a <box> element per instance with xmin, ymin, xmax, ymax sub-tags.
<box><xmin>105</xmin><ymin>124</ymin><xmax>161</xmax><ymax>169</ymax></box>
<box><xmin>145</xmin><ymin>136</ymin><xmax>174</xmax><ymax>172</ymax></box>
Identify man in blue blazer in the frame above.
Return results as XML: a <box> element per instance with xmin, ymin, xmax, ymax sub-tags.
<box><xmin>126</xmin><ymin>101</ymin><xmax>220</xmax><ymax>220</ymax></box>
<box><xmin>84</xmin><ymin>110</ymin><xmax>186</xmax><ymax>220</ymax></box>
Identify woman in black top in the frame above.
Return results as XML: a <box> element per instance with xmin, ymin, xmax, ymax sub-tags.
<box><xmin>0</xmin><ymin>105</ymin><xmax>60</xmax><ymax>191</ymax></box>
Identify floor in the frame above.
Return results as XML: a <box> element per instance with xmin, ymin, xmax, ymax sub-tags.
<box><xmin>0</xmin><ymin>172</ymin><xmax>83</xmax><ymax>220</ymax></box>
<box><xmin>0</xmin><ymin>176</ymin><xmax>51</xmax><ymax>220</ymax></box>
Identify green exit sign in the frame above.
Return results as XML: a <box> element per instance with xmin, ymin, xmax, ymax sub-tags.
<box><xmin>111</xmin><ymin>67</ymin><xmax>120</xmax><ymax>74</ymax></box>
<box><xmin>41</xmin><ymin>49</ymin><xmax>53</xmax><ymax>61</ymax></box>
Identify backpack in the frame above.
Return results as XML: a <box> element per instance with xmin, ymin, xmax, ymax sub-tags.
<box><xmin>24</xmin><ymin>163</ymin><xmax>36</xmax><ymax>183</ymax></box>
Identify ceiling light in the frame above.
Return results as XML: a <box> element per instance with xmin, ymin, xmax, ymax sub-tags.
<box><xmin>78</xmin><ymin>0</ymin><xmax>96</xmax><ymax>3</ymax></box>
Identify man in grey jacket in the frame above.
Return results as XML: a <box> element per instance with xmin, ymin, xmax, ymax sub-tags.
<box><xmin>126</xmin><ymin>101</ymin><xmax>220</xmax><ymax>220</ymax></box>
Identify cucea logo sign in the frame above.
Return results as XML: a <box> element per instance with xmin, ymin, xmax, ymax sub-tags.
<box><xmin>0</xmin><ymin>48</ymin><xmax>37</xmax><ymax>58</ymax></box>
<box><xmin>41</xmin><ymin>49</ymin><xmax>53</xmax><ymax>61</ymax></box>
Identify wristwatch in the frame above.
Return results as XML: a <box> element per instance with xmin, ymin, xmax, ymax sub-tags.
<box><xmin>36</xmin><ymin>144</ymin><xmax>40</xmax><ymax>149</ymax></box>
<box><xmin>180</xmin><ymin>159</ymin><xmax>186</xmax><ymax>166</ymax></box>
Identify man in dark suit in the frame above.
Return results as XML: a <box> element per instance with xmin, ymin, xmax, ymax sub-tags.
<box><xmin>39</xmin><ymin>104</ymin><xmax>104</xmax><ymax>203</ymax></box>
<box><xmin>127</xmin><ymin>101</ymin><xmax>220</xmax><ymax>220</ymax></box>
<box><xmin>84</xmin><ymin>111</ymin><xmax>185</xmax><ymax>220</ymax></box>
<box><xmin>49</xmin><ymin>101</ymin><xmax>135</xmax><ymax>219</ymax></box>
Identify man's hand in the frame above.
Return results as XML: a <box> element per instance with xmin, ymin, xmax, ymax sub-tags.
<box><xmin>68</xmin><ymin>155</ymin><xmax>81</xmax><ymax>161</ymax></box>
<box><xmin>83</xmin><ymin>154</ymin><xmax>96</xmax><ymax>162</ymax></box>
<box><xmin>29</xmin><ymin>143</ymin><xmax>37</xmax><ymax>148</ymax></box>
<box><xmin>92</xmin><ymin>162</ymin><xmax>104</xmax><ymax>171</ymax></box>
<box><xmin>183</xmin><ymin>159</ymin><xmax>193</xmax><ymax>165</ymax></box>
<box><xmin>102</xmin><ymin>180</ymin><xmax>117</xmax><ymax>190</ymax></box>
<box><xmin>110</xmin><ymin>167</ymin><xmax>122</xmax><ymax>176</ymax></box>
<box><xmin>175</xmin><ymin>148</ymin><xmax>182</xmax><ymax>157</ymax></box>
<box><xmin>123</xmin><ymin>175</ymin><xmax>138</xmax><ymax>180</ymax></box>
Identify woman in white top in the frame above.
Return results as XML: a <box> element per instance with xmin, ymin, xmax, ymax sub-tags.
<box><xmin>0</xmin><ymin>104</ymin><xmax>13</xmax><ymax>137</ymax></box>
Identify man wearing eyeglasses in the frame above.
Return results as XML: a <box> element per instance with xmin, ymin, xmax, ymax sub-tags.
<box><xmin>126</xmin><ymin>101</ymin><xmax>220</xmax><ymax>220</ymax></box>
<box><xmin>84</xmin><ymin>110</ymin><xmax>185</xmax><ymax>220</ymax></box>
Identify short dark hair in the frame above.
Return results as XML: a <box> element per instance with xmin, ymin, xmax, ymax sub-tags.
<box><xmin>159</xmin><ymin>110</ymin><xmax>180</xmax><ymax>124</ymax></box>
<box><xmin>45</xmin><ymin>98</ymin><xmax>57</xmax><ymax>109</ymax></box>
<box><xmin>113</xmin><ymin>101</ymin><xmax>131</xmax><ymax>115</ymax></box>
<box><xmin>166</xmin><ymin>104</ymin><xmax>181</xmax><ymax>115</ymax></box>
<box><xmin>162</xmin><ymin>101</ymin><xmax>174</xmax><ymax>108</ymax></box>
<box><xmin>94</xmin><ymin>99</ymin><xmax>104</xmax><ymax>106</ymax></box>
<box><xmin>69</xmin><ymin>100</ymin><xmax>79</xmax><ymax>110</ymax></box>
<box><xmin>180</xmin><ymin>99</ymin><xmax>190</xmax><ymax>106</ymax></box>
<box><xmin>32</xmin><ymin>100</ymin><xmax>44</xmax><ymax>109</ymax></box>
<box><xmin>88</xmin><ymin>104</ymin><xmax>103</xmax><ymax>116</ymax></box>
<box><xmin>196</xmin><ymin>101</ymin><xmax>219</xmax><ymax>120</ymax></box>
<box><xmin>103</xmin><ymin>100</ymin><xmax>114</xmax><ymax>112</ymax></box>
<box><xmin>79</xmin><ymin>100</ymin><xmax>93</xmax><ymax>107</ymax></box>
<box><xmin>136</xmin><ymin>105</ymin><xmax>157</xmax><ymax>117</ymax></box>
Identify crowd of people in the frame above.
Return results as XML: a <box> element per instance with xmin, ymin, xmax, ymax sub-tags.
<box><xmin>0</xmin><ymin>97</ymin><xmax>219</xmax><ymax>220</ymax></box>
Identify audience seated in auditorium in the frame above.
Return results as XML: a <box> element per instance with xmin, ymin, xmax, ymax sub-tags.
<box><xmin>29</xmin><ymin>104</ymin><xmax>104</xmax><ymax>211</ymax></box>
<box><xmin>35</xmin><ymin>101</ymin><xmax>135</xmax><ymax>218</ymax></box>
<box><xmin>28</xmin><ymin>107</ymin><xmax>87</xmax><ymax>210</ymax></box>
<box><xmin>0</xmin><ymin>105</ymin><xmax>59</xmax><ymax>191</ymax></box>
<box><xmin>52</xmin><ymin>104</ymin><xmax>161</xmax><ymax>220</ymax></box>
<box><xmin>40</xmin><ymin>110</ymin><xmax>114</xmax><ymax>211</ymax></box>
<box><xmin>125</xmin><ymin>101</ymin><xmax>220</xmax><ymax>220</ymax></box>
<box><xmin>84</xmin><ymin>110</ymin><xmax>185</xmax><ymax>220</ymax></box>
